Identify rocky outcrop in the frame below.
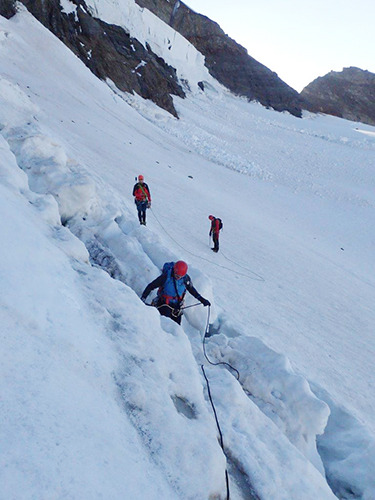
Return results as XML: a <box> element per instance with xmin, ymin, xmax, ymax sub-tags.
<box><xmin>134</xmin><ymin>0</ymin><xmax>303</xmax><ymax>117</ymax></box>
<box><xmin>5</xmin><ymin>0</ymin><xmax>304</xmax><ymax>118</ymax></box>
<box><xmin>300</xmin><ymin>67</ymin><xmax>375</xmax><ymax>126</ymax></box>
<box><xmin>0</xmin><ymin>0</ymin><xmax>17</xmax><ymax>18</ymax></box>
<box><xmin>17</xmin><ymin>0</ymin><xmax>185</xmax><ymax>117</ymax></box>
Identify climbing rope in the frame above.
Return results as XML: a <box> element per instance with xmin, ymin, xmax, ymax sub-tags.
<box><xmin>145</xmin><ymin>300</ymin><xmax>240</xmax><ymax>379</ymax></box>
<box><xmin>180</xmin><ymin>302</ymin><xmax>202</xmax><ymax>310</ymax></box>
<box><xmin>200</xmin><ymin>306</ymin><xmax>242</xmax><ymax>499</ymax></box>
<box><xmin>145</xmin><ymin>300</ymin><xmax>202</xmax><ymax>317</ymax></box>
<box><xmin>145</xmin><ymin>302</ymin><xmax>239</xmax><ymax>498</ymax></box>
<box><xmin>150</xmin><ymin>207</ymin><xmax>265</xmax><ymax>282</ymax></box>
<box><xmin>202</xmin><ymin>306</ymin><xmax>240</xmax><ymax>380</ymax></box>
<box><xmin>201</xmin><ymin>364</ymin><xmax>230</xmax><ymax>500</ymax></box>
<box><xmin>220</xmin><ymin>249</ymin><xmax>264</xmax><ymax>280</ymax></box>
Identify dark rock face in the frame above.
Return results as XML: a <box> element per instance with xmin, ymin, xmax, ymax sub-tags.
<box><xmin>134</xmin><ymin>0</ymin><xmax>303</xmax><ymax>117</ymax></box>
<box><xmin>0</xmin><ymin>0</ymin><xmax>17</xmax><ymax>18</ymax></box>
<box><xmin>301</xmin><ymin>67</ymin><xmax>375</xmax><ymax>126</ymax></box>
<box><xmin>6</xmin><ymin>0</ymin><xmax>304</xmax><ymax>118</ymax></box>
<box><xmin>17</xmin><ymin>0</ymin><xmax>185</xmax><ymax>116</ymax></box>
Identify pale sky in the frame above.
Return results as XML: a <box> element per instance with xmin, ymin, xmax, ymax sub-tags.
<box><xmin>185</xmin><ymin>0</ymin><xmax>375</xmax><ymax>92</ymax></box>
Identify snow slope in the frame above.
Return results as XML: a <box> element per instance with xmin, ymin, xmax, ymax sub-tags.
<box><xmin>1</xmin><ymin>5</ymin><xmax>375</xmax><ymax>499</ymax></box>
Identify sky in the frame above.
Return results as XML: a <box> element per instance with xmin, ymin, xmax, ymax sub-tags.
<box><xmin>1</xmin><ymin>4</ymin><xmax>375</xmax><ymax>499</ymax></box>
<box><xmin>185</xmin><ymin>0</ymin><xmax>375</xmax><ymax>92</ymax></box>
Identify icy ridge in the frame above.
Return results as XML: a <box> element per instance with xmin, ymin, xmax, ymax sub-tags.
<box><xmin>0</xmin><ymin>74</ymin><xmax>330</xmax><ymax>460</ymax></box>
<box><xmin>84</xmin><ymin>0</ymin><xmax>214</xmax><ymax>90</ymax></box>
<box><xmin>0</xmin><ymin>75</ymin><xmax>337</xmax><ymax>498</ymax></box>
<box><xmin>0</xmin><ymin>77</ymin><xmax>226</xmax><ymax>500</ymax></box>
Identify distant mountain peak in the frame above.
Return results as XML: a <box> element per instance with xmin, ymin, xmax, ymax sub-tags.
<box><xmin>301</xmin><ymin>67</ymin><xmax>375</xmax><ymax>126</ymax></box>
<box><xmin>134</xmin><ymin>0</ymin><xmax>303</xmax><ymax>117</ymax></box>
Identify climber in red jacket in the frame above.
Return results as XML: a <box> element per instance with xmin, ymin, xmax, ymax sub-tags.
<box><xmin>133</xmin><ymin>174</ymin><xmax>151</xmax><ymax>225</ymax></box>
<box><xmin>209</xmin><ymin>215</ymin><xmax>223</xmax><ymax>253</ymax></box>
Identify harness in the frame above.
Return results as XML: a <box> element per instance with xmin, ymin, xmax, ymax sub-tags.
<box><xmin>158</xmin><ymin>263</ymin><xmax>186</xmax><ymax>307</ymax></box>
<box><xmin>136</xmin><ymin>183</ymin><xmax>149</xmax><ymax>202</ymax></box>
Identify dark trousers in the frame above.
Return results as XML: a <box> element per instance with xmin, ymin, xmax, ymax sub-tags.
<box><xmin>157</xmin><ymin>303</ymin><xmax>182</xmax><ymax>325</ymax></box>
<box><xmin>136</xmin><ymin>201</ymin><xmax>147</xmax><ymax>224</ymax></box>
<box><xmin>212</xmin><ymin>233</ymin><xmax>219</xmax><ymax>252</ymax></box>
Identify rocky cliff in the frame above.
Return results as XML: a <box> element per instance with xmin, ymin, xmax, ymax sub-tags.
<box><xmin>0</xmin><ymin>0</ymin><xmax>17</xmax><ymax>18</ymax></box>
<box><xmin>300</xmin><ymin>67</ymin><xmax>375</xmax><ymax>126</ymax></box>
<box><xmin>3</xmin><ymin>0</ymin><xmax>185</xmax><ymax>117</ymax></box>
<box><xmin>134</xmin><ymin>0</ymin><xmax>303</xmax><ymax>117</ymax></box>
<box><xmin>2</xmin><ymin>0</ymin><xmax>304</xmax><ymax>118</ymax></box>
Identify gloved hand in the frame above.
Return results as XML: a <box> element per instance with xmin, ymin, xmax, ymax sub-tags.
<box><xmin>147</xmin><ymin>202</ymin><xmax>151</xmax><ymax>208</ymax></box>
<box><xmin>200</xmin><ymin>298</ymin><xmax>211</xmax><ymax>307</ymax></box>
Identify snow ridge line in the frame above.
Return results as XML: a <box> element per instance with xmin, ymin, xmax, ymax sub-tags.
<box><xmin>0</xmin><ymin>100</ymin><xmax>259</xmax><ymax>495</ymax></box>
<box><xmin>1</xmin><ymin>79</ymin><xmax>364</xmax><ymax>498</ymax></box>
<box><xmin>0</xmin><ymin>91</ymin><xmax>325</xmax><ymax>471</ymax></box>
<box><xmin>148</xmin><ymin>206</ymin><xmax>265</xmax><ymax>282</ymax></box>
<box><xmin>0</xmin><ymin>118</ymin><xmax>230</xmax><ymax>497</ymax></box>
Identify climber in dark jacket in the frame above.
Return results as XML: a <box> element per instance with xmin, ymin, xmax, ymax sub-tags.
<box><xmin>141</xmin><ymin>261</ymin><xmax>210</xmax><ymax>324</ymax></box>
<box><xmin>133</xmin><ymin>174</ymin><xmax>151</xmax><ymax>225</ymax></box>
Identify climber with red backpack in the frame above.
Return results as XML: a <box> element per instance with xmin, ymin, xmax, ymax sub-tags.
<box><xmin>133</xmin><ymin>174</ymin><xmax>151</xmax><ymax>225</ymax></box>
<box><xmin>141</xmin><ymin>261</ymin><xmax>211</xmax><ymax>324</ymax></box>
<box><xmin>208</xmin><ymin>215</ymin><xmax>223</xmax><ymax>253</ymax></box>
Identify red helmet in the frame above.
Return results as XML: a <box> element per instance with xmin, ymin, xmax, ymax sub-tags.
<box><xmin>208</xmin><ymin>215</ymin><xmax>214</xmax><ymax>220</ymax></box>
<box><xmin>138</xmin><ymin>174</ymin><xmax>144</xmax><ymax>181</ymax></box>
<box><xmin>174</xmin><ymin>260</ymin><xmax>188</xmax><ymax>279</ymax></box>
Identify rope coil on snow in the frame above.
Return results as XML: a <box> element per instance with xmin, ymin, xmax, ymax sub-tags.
<box><xmin>150</xmin><ymin>207</ymin><xmax>265</xmax><ymax>282</ymax></box>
